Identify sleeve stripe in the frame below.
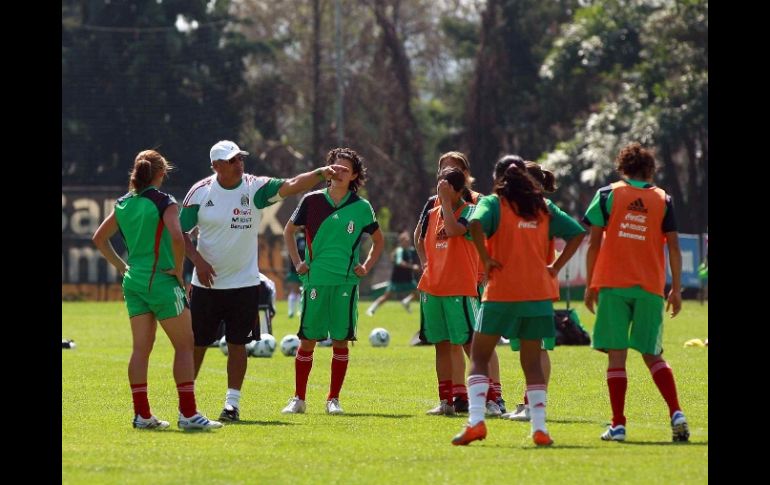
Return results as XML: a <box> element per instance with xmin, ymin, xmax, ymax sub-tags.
<box><xmin>183</xmin><ymin>179</ymin><xmax>212</xmax><ymax>206</ymax></box>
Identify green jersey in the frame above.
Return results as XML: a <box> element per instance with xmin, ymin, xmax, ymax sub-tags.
<box><xmin>114</xmin><ymin>186</ymin><xmax>178</xmax><ymax>292</ymax></box>
<box><xmin>290</xmin><ymin>188</ymin><xmax>379</xmax><ymax>285</ymax></box>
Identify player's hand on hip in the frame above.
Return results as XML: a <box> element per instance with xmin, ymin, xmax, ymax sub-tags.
<box><xmin>353</xmin><ymin>264</ymin><xmax>368</xmax><ymax>277</ymax></box>
<box><xmin>584</xmin><ymin>287</ymin><xmax>597</xmax><ymax>314</ymax></box>
<box><xmin>296</xmin><ymin>261</ymin><xmax>309</xmax><ymax>275</ymax></box>
<box><xmin>196</xmin><ymin>260</ymin><xmax>217</xmax><ymax>288</ymax></box>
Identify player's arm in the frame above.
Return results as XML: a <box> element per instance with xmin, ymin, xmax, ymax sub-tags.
<box><xmin>162</xmin><ymin>204</ymin><xmax>186</xmax><ymax>288</ymax></box>
<box><xmin>278</xmin><ymin>165</ymin><xmax>351</xmax><ymax>198</ymax></box>
<box><xmin>355</xmin><ymin>228</ymin><xmax>385</xmax><ymax>277</ymax></box>
<box><xmin>179</xmin><ymin>205</ymin><xmax>216</xmax><ymax>288</ymax></box>
<box><xmin>583</xmin><ymin>225</ymin><xmax>603</xmax><ymax>314</ymax></box>
<box><xmin>665</xmin><ymin>231</ymin><xmax>682</xmax><ymax>317</ymax></box>
<box><xmin>92</xmin><ymin>210</ymin><xmax>127</xmax><ymax>276</ymax></box>
<box><xmin>438</xmin><ymin>181</ymin><xmax>467</xmax><ymax>237</ymax></box>
<box><xmin>284</xmin><ymin>220</ymin><xmax>308</xmax><ymax>275</ymax></box>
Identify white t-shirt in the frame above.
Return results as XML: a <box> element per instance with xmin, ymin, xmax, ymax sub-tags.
<box><xmin>182</xmin><ymin>174</ymin><xmax>284</xmax><ymax>289</ymax></box>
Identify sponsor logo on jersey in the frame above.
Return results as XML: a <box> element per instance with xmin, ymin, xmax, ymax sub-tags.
<box><xmin>518</xmin><ymin>220</ymin><xmax>538</xmax><ymax>229</ymax></box>
<box><xmin>627</xmin><ymin>198</ymin><xmax>647</xmax><ymax>213</ymax></box>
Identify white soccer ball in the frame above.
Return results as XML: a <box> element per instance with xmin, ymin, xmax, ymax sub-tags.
<box><xmin>252</xmin><ymin>333</ymin><xmax>277</xmax><ymax>357</ymax></box>
<box><xmin>245</xmin><ymin>340</ymin><xmax>257</xmax><ymax>356</ymax></box>
<box><xmin>369</xmin><ymin>327</ymin><xmax>390</xmax><ymax>347</ymax></box>
<box><xmin>280</xmin><ymin>334</ymin><xmax>300</xmax><ymax>356</ymax></box>
<box><xmin>219</xmin><ymin>336</ymin><xmax>229</xmax><ymax>356</ymax></box>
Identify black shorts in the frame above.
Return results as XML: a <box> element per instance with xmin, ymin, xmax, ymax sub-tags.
<box><xmin>190</xmin><ymin>285</ymin><xmax>260</xmax><ymax>346</ymax></box>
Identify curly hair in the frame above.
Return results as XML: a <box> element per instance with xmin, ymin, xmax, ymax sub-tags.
<box><xmin>129</xmin><ymin>150</ymin><xmax>173</xmax><ymax>192</ymax></box>
<box><xmin>325</xmin><ymin>147</ymin><xmax>367</xmax><ymax>192</ymax></box>
<box><xmin>616</xmin><ymin>142</ymin><xmax>656</xmax><ymax>180</ymax></box>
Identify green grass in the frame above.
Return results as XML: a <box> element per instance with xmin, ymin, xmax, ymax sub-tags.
<box><xmin>63</xmin><ymin>300</ymin><xmax>708</xmax><ymax>484</ymax></box>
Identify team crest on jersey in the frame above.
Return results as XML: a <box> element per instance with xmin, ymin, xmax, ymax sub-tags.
<box><xmin>422</xmin><ymin>293</ymin><xmax>428</xmax><ymax>303</ymax></box>
<box><xmin>241</xmin><ymin>194</ymin><xmax>249</xmax><ymax>207</ymax></box>
<box><xmin>347</xmin><ymin>221</ymin><xmax>355</xmax><ymax>233</ymax></box>
<box><xmin>310</xmin><ymin>288</ymin><xmax>317</xmax><ymax>300</ymax></box>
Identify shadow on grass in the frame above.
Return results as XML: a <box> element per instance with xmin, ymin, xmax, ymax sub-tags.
<box><xmin>544</xmin><ymin>418</ymin><xmax>599</xmax><ymax>424</ymax></box>
<box><xmin>224</xmin><ymin>420</ymin><xmax>296</xmax><ymax>426</ymax></box>
<box><xmin>480</xmin><ymin>444</ymin><xmax>596</xmax><ymax>450</ymax></box>
<box><xmin>621</xmin><ymin>440</ymin><xmax>708</xmax><ymax>446</ymax></box>
<box><xmin>332</xmin><ymin>413</ymin><xmax>414</xmax><ymax>419</ymax></box>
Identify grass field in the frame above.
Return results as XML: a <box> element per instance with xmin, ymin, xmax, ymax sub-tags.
<box><xmin>62</xmin><ymin>300</ymin><xmax>708</xmax><ymax>484</ymax></box>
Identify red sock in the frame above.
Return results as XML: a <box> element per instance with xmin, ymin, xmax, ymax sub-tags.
<box><xmin>607</xmin><ymin>368</ymin><xmax>627</xmax><ymax>426</ymax></box>
<box><xmin>176</xmin><ymin>381</ymin><xmax>196</xmax><ymax>418</ymax></box>
<box><xmin>648</xmin><ymin>360</ymin><xmax>681</xmax><ymax>417</ymax></box>
<box><xmin>130</xmin><ymin>383</ymin><xmax>151</xmax><ymax>419</ymax></box>
<box><xmin>452</xmin><ymin>384</ymin><xmax>468</xmax><ymax>401</ymax></box>
<box><xmin>486</xmin><ymin>378</ymin><xmax>500</xmax><ymax>401</ymax></box>
<box><xmin>438</xmin><ymin>380</ymin><xmax>453</xmax><ymax>401</ymax></box>
<box><xmin>295</xmin><ymin>349</ymin><xmax>314</xmax><ymax>400</ymax></box>
<box><xmin>328</xmin><ymin>347</ymin><xmax>349</xmax><ymax>400</ymax></box>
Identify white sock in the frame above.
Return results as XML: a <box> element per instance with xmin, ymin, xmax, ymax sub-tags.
<box><xmin>225</xmin><ymin>388</ymin><xmax>241</xmax><ymax>409</ymax></box>
<box><xmin>526</xmin><ymin>386</ymin><xmax>547</xmax><ymax>433</ymax></box>
<box><xmin>368</xmin><ymin>301</ymin><xmax>379</xmax><ymax>313</ymax></box>
<box><xmin>467</xmin><ymin>374</ymin><xmax>489</xmax><ymax>426</ymax></box>
<box><xmin>288</xmin><ymin>293</ymin><xmax>298</xmax><ymax>314</ymax></box>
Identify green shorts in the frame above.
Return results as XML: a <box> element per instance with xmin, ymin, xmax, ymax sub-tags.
<box><xmin>299</xmin><ymin>284</ymin><xmax>359</xmax><ymax>341</ymax></box>
<box><xmin>387</xmin><ymin>281</ymin><xmax>417</xmax><ymax>293</ymax></box>
<box><xmin>509</xmin><ymin>336</ymin><xmax>555</xmax><ymax>351</ymax></box>
<box><xmin>476</xmin><ymin>300</ymin><xmax>555</xmax><ymax>341</ymax></box>
<box><xmin>420</xmin><ymin>292</ymin><xmax>478</xmax><ymax>345</ymax></box>
<box><xmin>592</xmin><ymin>287</ymin><xmax>664</xmax><ymax>355</ymax></box>
<box><xmin>123</xmin><ymin>278</ymin><xmax>187</xmax><ymax>320</ymax></box>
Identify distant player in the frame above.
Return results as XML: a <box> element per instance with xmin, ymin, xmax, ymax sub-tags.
<box><xmin>366</xmin><ymin>231</ymin><xmax>420</xmax><ymax>316</ymax></box>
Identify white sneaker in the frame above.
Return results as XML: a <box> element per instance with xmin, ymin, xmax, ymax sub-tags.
<box><xmin>326</xmin><ymin>398</ymin><xmax>344</xmax><ymax>415</ymax></box>
<box><xmin>426</xmin><ymin>399</ymin><xmax>456</xmax><ymax>416</ymax></box>
<box><xmin>132</xmin><ymin>415</ymin><xmax>169</xmax><ymax>429</ymax></box>
<box><xmin>177</xmin><ymin>412</ymin><xmax>223</xmax><ymax>430</ymax></box>
<box><xmin>485</xmin><ymin>400</ymin><xmax>502</xmax><ymax>417</ymax></box>
<box><xmin>365</xmin><ymin>307</ymin><xmax>375</xmax><ymax>317</ymax></box>
<box><xmin>281</xmin><ymin>396</ymin><xmax>306</xmax><ymax>414</ymax></box>
<box><xmin>400</xmin><ymin>298</ymin><xmax>412</xmax><ymax>313</ymax></box>
<box><xmin>501</xmin><ymin>403</ymin><xmax>530</xmax><ymax>421</ymax></box>
<box><xmin>601</xmin><ymin>424</ymin><xmax>626</xmax><ymax>441</ymax></box>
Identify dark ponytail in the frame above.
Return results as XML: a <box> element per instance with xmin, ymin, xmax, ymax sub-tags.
<box><xmin>494</xmin><ymin>161</ymin><xmax>547</xmax><ymax>221</ymax></box>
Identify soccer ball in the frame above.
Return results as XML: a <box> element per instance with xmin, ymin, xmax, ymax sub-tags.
<box><xmin>280</xmin><ymin>334</ymin><xmax>300</xmax><ymax>356</ymax></box>
<box><xmin>369</xmin><ymin>328</ymin><xmax>390</xmax><ymax>347</ymax></box>
<box><xmin>219</xmin><ymin>336</ymin><xmax>229</xmax><ymax>356</ymax></box>
<box><xmin>245</xmin><ymin>340</ymin><xmax>257</xmax><ymax>356</ymax></box>
<box><xmin>252</xmin><ymin>333</ymin><xmax>277</xmax><ymax>357</ymax></box>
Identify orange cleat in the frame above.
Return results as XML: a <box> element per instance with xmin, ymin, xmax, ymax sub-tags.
<box><xmin>451</xmin><ymin>421</ymin><xmax>487</xmax><ymax>446</ymax></box>
<box><xmin>532</xmin><ymin>429</ymin><xmax>554</xmax><ymax>446</ymax></box>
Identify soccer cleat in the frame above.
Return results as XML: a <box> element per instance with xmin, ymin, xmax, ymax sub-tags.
<box><xmin>451</xmin><ymin>421</ymin><xmax>487</xmax><ymax>446</ymax></box>
<box><xmin>453</xmin><ymin>396</ymin><xmax>469</xmax><ymax>413</ymax></box>
<box><xmin>219</xmin><ymin>404</ymin><xmax>240</xmax><ymax>422</ymax></box>
<box><xmin>496</xmin><ymin>397</ymin><xmax>507</xmax><ymax>414</ymax></box>
<box><xmin>281</xmin><ymin>397</ymin><xmax>306</xmax><ymax>414</ymax></box>
<box><xmin>400</xmin><ymin>298</ymin><xmax>412</xmax><ymax>313</ymax></box>
<box><xmin>485</xmin><ymin>400</ymin><xmax>502</xmax><ymax>417</ymax></box>
<box><xmin>326</xmin><ymin>398</ymin><xmax>344</xmax><ymax>415</ymax></box>
<box><xmin>600</xmin><ymin>424</ymin><xmax>626</xmax><ymax>441</ymax></box>
<box><xmin>132</xmin><ymin>415</ymin><xmax>170</xmax><ymax>430</ymax></box>
<box><xmin>177</xmin><ymin>412</ymin><xmax>223</xmax><ymax>430</ymax></box>
<box><xmin>501</xmin><ymin>403</ymin><xmax>530</xmax><ymax>421</ymax></box>
<box><xmin>671</xmin><ymin>411</ymin><xmax>690</xmax><ymax>442</ymax></box>
<box><xmin>426</xmin><ymin>399</ymin><xmax>456</xmax><ymax>416</ymax></box>
<box><xmin>532</xmin><ymin>429</ymin><xmax>554</xmax><ymax>446</ymax></box>
<box><xmin>288</xmin><ymin>311</ymin><xmax>295</xmax><ymax>319</ymax></box>
<box><xmin>365</xmin><ymin>307</ymin><xmax>375</xmax><ymax>317</ymax></box>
